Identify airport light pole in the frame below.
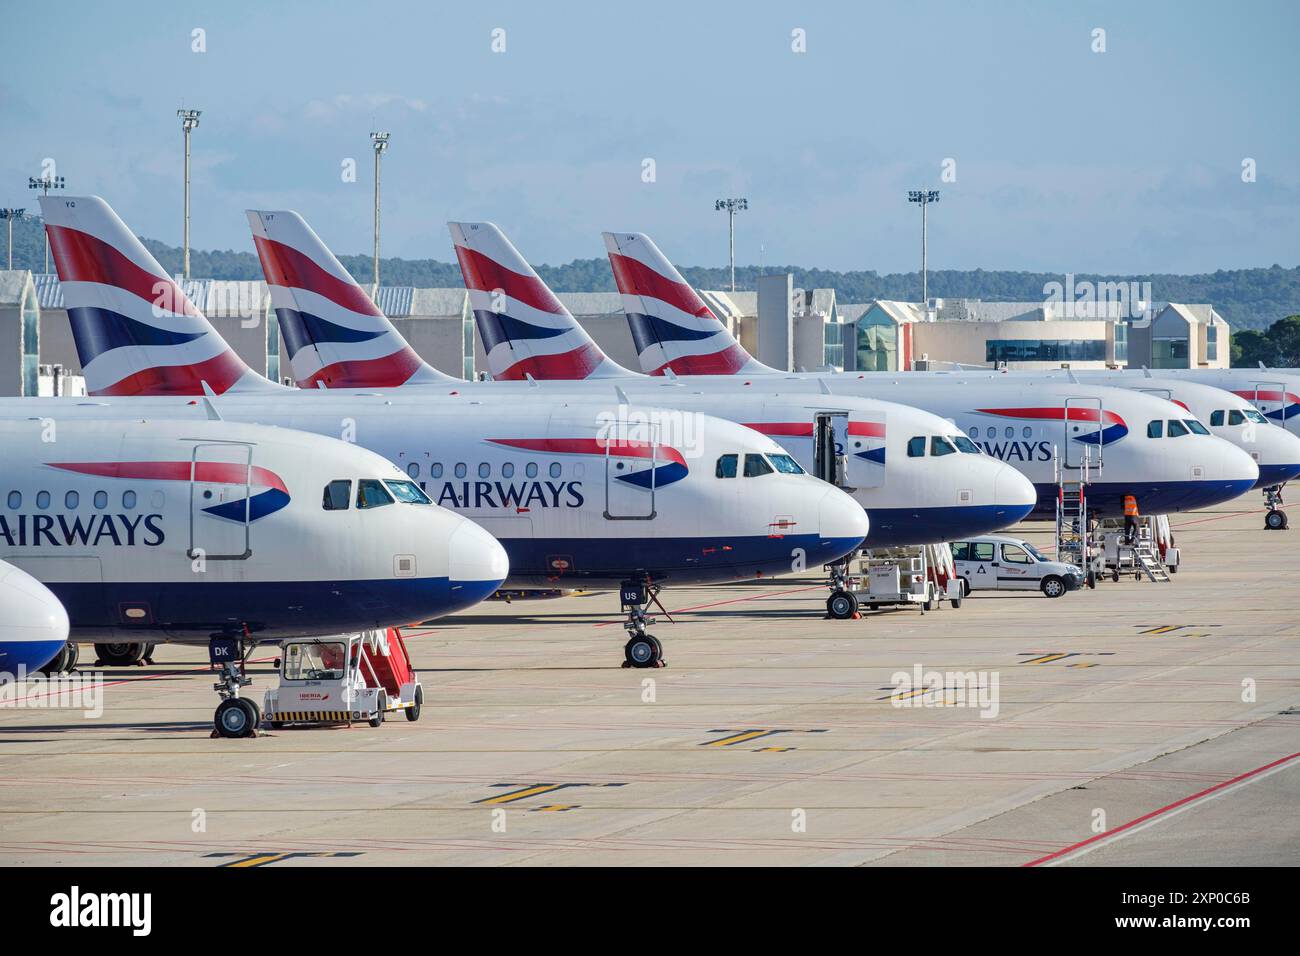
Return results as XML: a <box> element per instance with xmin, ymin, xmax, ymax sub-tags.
<box><xmin>0</xmin><ymin>208</ymin><xmax>25</xmax><ymax>270</ymax></box>
<box><xmin>907</xmin><ymin>189</ymin><xmax>939</xmax><ymax>305</ymax></box>
<box><xmin>714</xmin><ymin>197</ymin><xmax>747</xmax><ymax>292</ymax></box>
<box><xmin>178</xmin><ymin>109</ymin><xmax>201</xmax><ymax>279</ymax></box>
<box><xmin>370</xmin><ymin>131</ymin><xmax>390</xmax><ymax>292</ymax></box>
<box><xmin>28</xmin><ymin>175</ymin><xmax>66</xmax><ymax>273</ymax></box>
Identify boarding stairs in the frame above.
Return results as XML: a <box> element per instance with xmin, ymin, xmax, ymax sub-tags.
<box><xmin>1131</xmin><ymin>538</ymin><xmax>1171</xmax><ymax>583</ymax></box>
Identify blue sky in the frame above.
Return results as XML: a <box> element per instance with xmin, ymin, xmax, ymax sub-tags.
<box><xmin>2</xmin><ymin>0</ymin><xmax>1296</xmax><ymax>274</ymax></box>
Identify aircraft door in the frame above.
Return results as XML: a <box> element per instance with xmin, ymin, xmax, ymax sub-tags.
<box><xmin>813</xmin><ymin>412</ymin><xmax>855</xmax><ymax>488</ymax></box>
<box><xmin>604</xmin><ymin>424</ymin><xmax>659</xmax><ymax>520</ymax></box>
<box><xmin>189</xmin><ymin>442</ymin><xmax>254</xmax><ymax>561</ymax></box>
<box><xmin>1063</xmin><ymin>397</ymin><xmax>1104</xmax><ymax>470</ymax></box>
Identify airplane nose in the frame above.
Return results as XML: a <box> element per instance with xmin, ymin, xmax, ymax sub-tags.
<box><xmin>819</xmin><ymin>486</ymin><xmax>870</xmax><ymax>546</ymax></box>
<box><xmin>448</xmin><ymin>519</ymin><xmax>510</xmax><ymax>592</ymax></box>
<box><xmin>1252</xmin><ymin>428</ymin><xmax>1300</xmax><ymax>488</ymax></box>
<box><xmin>995</xmin><ymin>463</ymin><xmax>1039</xmax><ymax>515</ymax></box>
<box><xmin>0</xmin><ymin>562</ymin><xmax>71</xmax><ymax>673</ymax></box>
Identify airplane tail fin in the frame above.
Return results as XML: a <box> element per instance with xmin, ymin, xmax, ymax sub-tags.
<box><xmin>39</xmin><ymin>195</ymin><xmax>279</xmax><ymax>396</ymax></box>
<box><xmin>448</xmin><ymin>221</ymin><xmax>629</xmax><ymax>380</ymax></box>
<box><xmin>603</xmin><ymin>231</ymin><xmax>776</xmax><ymax>376</ymax></box>
<box><xmin>247</xmin><ymin>210</ymin><xmax>456</xmax><ymax>388</ymax></box>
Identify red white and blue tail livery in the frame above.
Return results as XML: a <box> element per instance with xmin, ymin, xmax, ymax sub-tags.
<box><xmin>449</xmin><ymin>222</ymin><xmax>626</xmax><ymax>381</ymax></box>
<box><xmin>39</xmin><ymin>196</ymin><xmax>275</xmax><ymax>397</ymax></box>
<box><xmin>603</xmin><ymin>232</ymin><xmax>774</xmax><ymax>376</ymax></box>
<box><xmin>247</xmin><ymin>210</ymin><xmax>453</xmax><ymax>388</ymax></box>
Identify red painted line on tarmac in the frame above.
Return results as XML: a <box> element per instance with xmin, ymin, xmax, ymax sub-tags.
<box><xmin>1170</xmin><ymin>507</ymin><xmax>1266</xmax><ymax>529</ymax></box>
<box><xmin>593</xmin><ymin>584</ymin><xmax>825</xmax><ymax>627</ymax></box>
<box><xmin>1022</xmin><ymin>749</ymin><xmax>1300</xmax><ymax>867</ymax></box>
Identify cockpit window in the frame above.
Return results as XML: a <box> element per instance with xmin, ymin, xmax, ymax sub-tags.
<box><xmin>768</xmin><ymin>454</ymin><xmax>805</xmax><ymax>475</ymax></box>
<box><xmin>907</xmin><ymin>437</ymin><xmax>926</xmax><ymax>458</ymax></box>
<box><xmin>715</xmin><ymin>454</ymin><xmax>738</xmax><ymax>478</ymax></box>
<box><xmin>930</xmin><ymin>436</ymin><xmax>958</xmax><ymax>457</ymax></box>
<box><xmin>1210</xmin><ymin>410</ymin><xmax>1225</xmax><ymax>426</ymax></box>
<box><xmin>743</xmin><ymin>454</ymin><xmax>774</xmax><ymax>477</ymax></box>
<box><xmin>385</xmin><ymin>479</ymin><xmax>432</xmax><ymax>504</ymax></box>
<box><xmin>1147</xmin><ymin>420</ymin><xmax>1164</xmax><ymax>439</ymax></box>
<box><xmin>322</xmin><ymin>479</ymin><xmax>351</xmax><ymax>511</ymax></box>
<box><xmin>1184</xmin><ymin>420</ymin><xmax>1210</xmax><ymax>436</ymax></box>
<box><xmin>1245</xmin><ymin>409</ymin><xmax>1268</xmax><ymax>424</ymax></box>
<box><xmin>1167</xmin><ymin>420</ymin><xmax>1189</xmax><ymax>437</ymax></box>
<box><xmin>1228</xmin><ymin>409</ymin><xmax>1245</xmax><ymax>426</ymax></box>
<box><xmin>357</xmin><ymin>478</ymin><xmax>395</xmax><ymax>509</ymax></box>
<box><xmin>952</xmin><ymin>435</ymin><xmax>981</xmax><ymax>454</ymax></box>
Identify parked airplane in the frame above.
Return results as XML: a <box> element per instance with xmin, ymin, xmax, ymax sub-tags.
<box><xmin>959</xmin><ymin>369</ymin><xmax>1300</xmax><ymax>490</ymax></box>
<box><xmin>597</xmin><ymin>232</ymin><xmax>1260</xmax><ymax>518</ymax></box>
<box><xmin>0</xmin><ymin>416</ymin><xmax>508</xmax><ymax>677</ymax></box>
<box><xmin>36</xmin><ymin>197</ymin><xmax>870</xmax><ymax>668</ymax></box>
<box><xmin>0</xmin><ymin>558</ymin><xmax>70</xmax><ymax>674</ymax></box>
<box><xmin>243</xmin><ymin>209</ymin><xmax>1036</xmax><ymax>544</ymax></box>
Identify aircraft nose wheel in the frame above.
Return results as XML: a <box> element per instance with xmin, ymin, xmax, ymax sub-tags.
<box><xmin>1265</xmin><ymin>509</ymin><xmax>1288</xmax><ymax>531</ymax></box>
<box><xmin>826</xmin><ymin>591</ymin><xmax>859</xmax><ymax>620</ymax></box>
<box><xmin>623</xmin><ymin>634</ymin><xmax>664</xmax><ymax>668</ymax></box>
<box><xmin>214</xmin><ymin>697</ymin><xmax>258</xmax><ymax>738</ymax></box>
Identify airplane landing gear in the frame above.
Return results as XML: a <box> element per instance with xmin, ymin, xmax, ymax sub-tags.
<box><xmin>209</xmin><ymin>635</ymin><xmax>259</xmax><ymax>738</ymax></box>
<box><xmin>619</xmin><ymin>578</ymin><xmax>668</xmax><ymax>669</ymax></box>
<box><xmin>1264</xmin><ymin>485</ymin><xmax>1288</xmax><ymax>530</ymax></box>
<box><xmin>93</xmin><ymin>642</ymin><xmax>154</xmax><ymax>667</ymax></box>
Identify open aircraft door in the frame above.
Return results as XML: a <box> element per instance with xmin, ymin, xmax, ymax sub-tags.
<box><xmin>843</xmin><ymin>413</ymin><xmax>886</xmax><ymax>489</ymax></box>
<box><xmin>1247</xmin><ymin>380</ymin><xmax>1289</xmax><ymax>428</ymax></box>
<box><xmin>1063</xmin><ymin>396</ymin><xmax>1104</xmax><ymax>470</ymax></box>
<box><xmin>812</xmin><ymin>412</ymin><xmax>851</xmax><ymax>488</ymax></box>
<box><xmin>189</xmin><ymin>442</ymin><xmax>254</xmax><ymax>561</ymax></box>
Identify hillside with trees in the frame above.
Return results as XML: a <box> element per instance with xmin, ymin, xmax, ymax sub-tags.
<box><xmin>4</xmin><ymin>214</ymin><xmax>1298</xmax><ymax>331</ymax></box>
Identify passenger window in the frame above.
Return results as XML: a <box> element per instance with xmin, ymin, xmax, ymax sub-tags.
<box><xmin>972</xmin><ymin>542</ymin><xmax>995</xmax><ymax>561</ymax></box>
<box><xmin>1004</xmin><ymin>427</ymin><xmax>1014</xmax><ymax>439</ymax></box>
<box><xmin>907</xmin><ymin>436</ymin><xmax>926</xmax><ymax>458</ymax></box>
<box><xmin>1022</xmin><ymin>427</ymin><xmax>1033</xmax><ymax>439</ymax></box>
<box><xmin>122</xmin><ymin>490</ymin><xmax>136</xmax><ymax>509</ymax></box>
<box><xmin>743</xmin><ymin>454</ymin><xmax>774</xmax><ymax>477</ymax></box>
<box><xmin>502</xmin><ymin>462</ymin><xmax>515</xmax><ymax>478</ymax></box>
<box><xmin>716</xmin><ymin>454</ymin><xmax>738</xmax><ymax>478</ymax></box>
<box><xmin>526</xmin><ymin>462</ymin><xmax>538</xmax><ymax>478</ymax></box>
<box><xmin>1228</xmin><ymin>410</ymin><xmax>1245</xmax><ymax>426</ymax></box>
<box><xmin>357</xmin><ymin>479</ymin><xmax>395</xmax><ymax>509</ymax></box>
<box><xmin>322</xmin><ymin>479</ymin><xmax>351</xmax><ymax>511</ymax></box>
<box><xmin>478</xmin><ymin>462</ymin><xmax>491</xmax><ymax>479</ymax></box>
<box><xmin>93</xmin><ymin>490</ymin><xmax>107</xmax><ymax>509</ymax></box>
<box><xmin>65</xmin><ymin>490</ymin><xmax>79</xmax><ymax>509</ymax></box>
<box><xmin>1210</xmin><ymin>410</ymin><xmax>1224</xmax><ymax>426</ymax></box>
<box><xmin>950</xmin><ymin>541</ymin><xmax>970</xmax><ymax>560</ymax></box>
<box><xmin>1167</xmin><ymin>420</ymin><xmax>1188</xmax><ymax>437</ymax></box>
<box><xmin>930</xmin><ymin>436</ymin><xmax>957</xmax><ymax>457</ymax></box>
<box><xmin>1147</xmin><ymin>420</ymin><xmax>1163</xmax><ymax>438</ymax></box>
<box><xmin>1002</xmin><ymin>544</ymin><xmax>1032</xmax><ymax>564</ymax></box>
<box><xmin>968</xmin><ymin>427</ymin><xmax>979</xmax><ymax>439</ymax></box>
<box><xmin>550</xmin><ymin>462</ymin><xmax>562</xmax><ymax>479</ymax></box>
<box><xmin>986</xmin><ymin>427</ymin><xmax>996</xmax><ymax>439</ymax></box>
<box><xmin>36</xmin><ymin>491</ymin><xmax>49</xmax><ymax>509</ymax></box>
<box><xmin>7</xmin><ymin>491</ymin><xmax>19</xmax><ymax>509</ymax></box>
<box><xmin>430</xmin><ymin>463</ymin><xmax>444</xmax><ymax>479</ymax></box>
<box><xmin>406</xmin><ymin>462</ymin><xmax>420</xmax><ymax>479</ymax></box>
<box><xmin>454</xmin><ymin>463</ymin><xmax>467</xmax><ymax>479</ymax></box>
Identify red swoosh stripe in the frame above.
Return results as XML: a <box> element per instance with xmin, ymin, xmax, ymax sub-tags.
<box><xmin>609</xmin><ymin>252</ymin><xmax>713</xmax><ymax>318</ymax></box>
<box><xmin>495</xmin><ymin>344</ymin><xmax>606</xmax><ymax>381</ymax></box>
<box><xmin>300</xmin><ymin>349</ymin><xmax>427</xmax><ymax>389</ymax></box>
<box><xmin>487</xmin><ymin>437</ymin><xmax>686</xmax><ymax>467</ymax></box>
<box><xmin>976</xmin><ymin>406</ymin><xmax>1125</xmax><ymax>427</ymax></box>
<box><xmin>46</xmin><ymin>225</ymin><xmax>202</xmax><ymax>319</ymax></box>
<box><xmin>455</xmin><ymin>245</ymin><xmax>566</xmax><ymax>317</ymax></box>
<box><xmin>253</xmin><ymin>235</ymin><xmax>382</xmax><ymax>318</ymax></box>
<box><xmin>48</xmin><ymin>461</ymin><xmax>287</xmax><ymax>493</ymax></box>
<box><xmin>848</xmin><ymin>421</ymin><xmax>886</xmax><ymax>438</ymax></box>
<box><xmin>93</xmin><ymin>350</ymin><xmax>247</xmax><ymax>397</ymax></box>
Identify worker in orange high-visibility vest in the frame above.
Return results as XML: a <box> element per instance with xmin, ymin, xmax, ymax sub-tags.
<box><xmin>1123</xmin><ymin>494</ymin><xmax>1140</xmax><ymax>544</ymax></box>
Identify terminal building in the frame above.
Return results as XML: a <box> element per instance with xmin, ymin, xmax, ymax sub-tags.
<box><xmin>0</xmin><ymin>268</ymin><xmax>1231</xmax><ymax>396</ymax></box>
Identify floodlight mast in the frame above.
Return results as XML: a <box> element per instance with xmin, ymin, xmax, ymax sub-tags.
<box><xmin>907</xmin><ymin>189</ymin><xmax>940</xmax><ymax>305</ymax></box>
<box><xmin>714</xmin><ymin>197</ymin><xmax>748</xmax><ymax>292</ymax></box>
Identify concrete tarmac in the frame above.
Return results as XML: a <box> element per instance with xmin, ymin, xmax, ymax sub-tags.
<box><xmin>1</xmin><ymin>505</ymin><xmax>1296</xmax><ymax>867</ymax></box>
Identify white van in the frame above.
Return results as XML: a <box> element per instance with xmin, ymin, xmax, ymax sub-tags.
<box><xmin>950</xmin><ymin>535</ymin><xmax>1084</xmax><ymax>598</ymax></box>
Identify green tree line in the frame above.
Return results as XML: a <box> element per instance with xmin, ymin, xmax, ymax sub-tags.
<box><xmin>4</xmin><ymin>214</ymin><xmax>1299</xmax><ymax>332</ymax></box>
<box><xmin>1231</xmin><ymin>316</ymin><xmax>1300</xmax><ymax>367</ymax></box>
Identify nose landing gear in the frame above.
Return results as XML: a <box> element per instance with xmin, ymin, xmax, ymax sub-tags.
<box><xmin>1264</xmin><ymin>484</ymin><xmax>1288</xmax><ymax>531</ymax></box>
<box><xmin>209</xmin><ymin>634</ymin><xmax>260</xmax><ymax>738</ymax></box>
<box><xmin>619</xmin><ymin>578</ymin><xmax>670</xmax><ymax>669</ymax></box>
